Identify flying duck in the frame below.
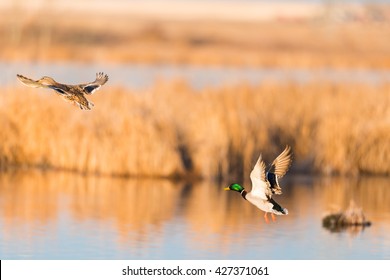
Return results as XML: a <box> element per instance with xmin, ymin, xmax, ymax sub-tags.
<box><xmin>225</xmin><ymin>145</ymin><xmax>292</xmax><ymax>223</ymax></box>
<box><xmin>16</xmin><ymin>72</ymin><xmax>108</xmax><ymax>110</ymax></box>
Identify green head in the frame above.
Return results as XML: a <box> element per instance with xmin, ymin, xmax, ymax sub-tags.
<box><xmin>224</xmin><ymin>183</ymin><xmax>244</xmax><ymax>193</ymax></box>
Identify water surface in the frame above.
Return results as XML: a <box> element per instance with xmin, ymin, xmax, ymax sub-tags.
<box><xmin>2</xmin><ymin>61</ymin><xmax>390</xmax><ymax>90</ymax></box>
<box><xmin>0</xmin><ymin>171</ymin><xmax>389</xmax><ymax>259</ymax></box>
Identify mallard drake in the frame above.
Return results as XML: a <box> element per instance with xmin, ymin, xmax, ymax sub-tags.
<box><xmin>225</xmin><ymin>145</ymin><xmax>292</xmax><ymax>223</ymax></box>
<box><xmin>16</xmin><ymin>72</ymin><xmax>108</xmax><ymax>110</ymax></box>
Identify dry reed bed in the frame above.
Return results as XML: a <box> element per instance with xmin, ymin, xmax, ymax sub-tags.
<box><xmin>0</xmin><ymin>80</ymin><xmax>389</xmax><ymax>178</ymax></box>
<box><xmin>2</xmin><ymin>9</ymin><xmax>390</xmax><ymax>68</ymax></box>
<box><xmin>0</xmin><ymin>87</ymin><xmax>182</xmax><ymax>177</ymax></box>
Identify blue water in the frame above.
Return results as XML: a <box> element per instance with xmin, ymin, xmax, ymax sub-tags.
<box><xmin>0</xmin><ymin>172</ymin><xmax>389</xmax><ymax>259</ymax></box>
<box><xmin>2</xmin><ymin>61</ymin><xmax>390</xmax><ymax>90</ymax></box>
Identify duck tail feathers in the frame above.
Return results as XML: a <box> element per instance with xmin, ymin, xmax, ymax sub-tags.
<box><xmin>270</xmin><ymin>197</ymin><xmax>288</xmax><ymax>215</ymax></box>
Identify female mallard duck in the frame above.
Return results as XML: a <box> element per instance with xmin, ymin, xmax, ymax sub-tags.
<box><xmin>225</xmin><ymin>145</ymin><xmax>292</xmax><ymax>223</ymax></box>
<box><xmin>16</xmin><ymin>72</ymin><xmax>108</xmax><ymax>110</ymax></box>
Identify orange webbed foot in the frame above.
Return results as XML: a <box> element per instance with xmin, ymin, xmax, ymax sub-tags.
<box><xmin>264</xmin><ymin>212</ymin><xmax>270</xmax><ymax>224</ymax></box>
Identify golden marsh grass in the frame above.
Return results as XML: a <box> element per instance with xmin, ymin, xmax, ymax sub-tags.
<box><xmin>1</xmin><ymin>80</ymin><xmax>389</xmax><ymax>178</ymax></box>
<box><xmin>2</xmin><ymin>6</ymin><xmax>390</xmax><ymax>68</ymax></box>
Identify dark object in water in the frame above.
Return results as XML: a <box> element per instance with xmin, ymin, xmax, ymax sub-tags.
<box><xmin>322</xmin><ymin>201</ymin><xmax>371</xmax><ymax>232</ymax></box>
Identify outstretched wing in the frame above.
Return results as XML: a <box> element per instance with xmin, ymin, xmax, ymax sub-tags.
<box><xmin>81</xmin><ymin>72</ymin><xmax>109</xmax><ymax>94</ymax></box>
<box><xmin>268</xmin><ymin>145</ymin><xmax>292</xmax><ymax>178</ymax></box>
<box><xmin>46</xmin><ymin>85</ymin><xmax>69</xmax><ymax>96</ymax></box>
<box><xmin>17</xmin><ymin>74</ymin><xmax>46</xmax><ymax>88</ymax></box>
<box><xmin>249</xmin><ymin>154</ymin><xmax>269</xmax><ymax>200</ymax></box>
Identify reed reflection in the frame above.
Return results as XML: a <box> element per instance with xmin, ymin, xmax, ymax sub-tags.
<box><xmin>0</xmin><ymin>171</ymin><xmax>183</xmax><ymax>244</ymax></box>
<box><xmin>316</xmin><ymin>176</ymin><xmax>390</xmax><ymax>221</ymax></box>
<box><xmin>1</xmin><ymin>171</ymin><xmax>389</xmax><ymax>257</ymax></box>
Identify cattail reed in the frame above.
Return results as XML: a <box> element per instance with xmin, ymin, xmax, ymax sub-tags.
<box><xmin>1</xmin><ymin>80</ymin><xmax>389</xmax><ymax>178</ymax></box>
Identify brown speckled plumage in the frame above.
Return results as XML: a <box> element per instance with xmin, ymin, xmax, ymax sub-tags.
<box><xmin>16</xmin><ymin>72</ymin><xmax>108</xmax><ymax>110</ymax></box>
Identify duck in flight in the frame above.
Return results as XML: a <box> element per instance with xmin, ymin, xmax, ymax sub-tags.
<box><xmin>225</xmin><ymin>146</ymin><xmax>292</xmax><ymax>223</ymax></box>
<box><xmin>16</xmin><ymin>72</ymin><xmax>108</xmax><ymax>110</ymax></box>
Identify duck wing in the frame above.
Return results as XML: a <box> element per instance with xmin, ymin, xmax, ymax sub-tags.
<box><xmin>17</xmin><ymin>74</ymin><xmax>46</xmax><ymax>88</ymax></box>
<box><xmin>267</xmin><ymin>145</ymin><xmax>292</xmax><ymax>195</ymax></box>
<box><xmin>268</xmin><ymin>145</ymin><xmax>292</xmax><ymax>178</ymax></box>
<box><xmin>249</xmin><ymin>154</ymin><xmax>270</xmax><ymax>200</ymax></box>
<box><xmin>46</xmin><ymin>85</ymin><xmax>72</xmax><ymax>96</ymax></box>
<box><xmin>81</xmin><ymin>72</ymin><xmax>109</xmax><ymax>94</ymax></box>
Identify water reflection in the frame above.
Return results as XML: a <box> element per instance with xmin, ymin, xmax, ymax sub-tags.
<box><xmin>0</xmin><ymin>171</ymin><xmax>389</xmax><ymax>259</ymax></box>
<box><xmin>318</xmin><ymin>176</ymin><xmax>390</xmax><ymax>216</ymax></box>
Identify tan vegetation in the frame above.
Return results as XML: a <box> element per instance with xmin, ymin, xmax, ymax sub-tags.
<box><xmin>1</xmin><ymin>80</ymin><xmax>389</xmax><ymax>178</ymax></box>
<box><xmin>1</xmin><ymin>5</ymin><xmax>390</xmax><ymax>69</ymax></box>
<box><xmin>0</xmin><ymin>86</ymin><xmax>183</xmax><ymax>177</ymax></box>
<box><xmin>1</xmin><ymin>2</ymin><xmax>389</xmax><ymax>178</ymax></box>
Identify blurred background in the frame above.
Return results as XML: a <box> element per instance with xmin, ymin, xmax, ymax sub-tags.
<box><xmin>0</xmin><ymin>0</ymin><xmax>390</xmax><ymax>259</ymax></box>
